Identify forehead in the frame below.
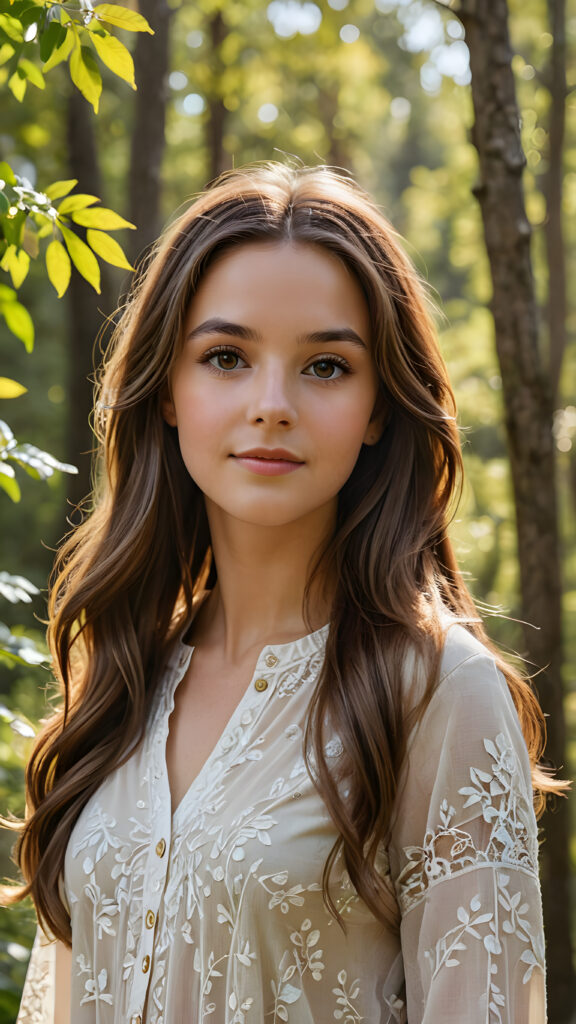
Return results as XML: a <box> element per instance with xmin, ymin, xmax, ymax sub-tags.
<box><xmin>185</xmin><ymin>241</ymin><xmax>370</xmax><ymax>336</ymax></box>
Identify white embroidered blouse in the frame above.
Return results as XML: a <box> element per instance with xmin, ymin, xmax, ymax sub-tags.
<box><xmin>17</xmin><ymin>623</ymin><xmax>546</xmax><ymax>1023</ymax></box>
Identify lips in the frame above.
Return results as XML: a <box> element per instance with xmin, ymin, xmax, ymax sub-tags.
<box><xmin>233</xmin><ymin>448</ymin><xmax>303</xmax><ymax>462</ymax></box>
<box><xmin>231</xmin><ymin>448</ymin><xmax>305</xmax><ymax>476</ymax></box>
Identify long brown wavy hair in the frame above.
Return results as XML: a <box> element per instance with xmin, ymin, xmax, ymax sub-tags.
<box><xmin>2</xmin><ymin>163</ymin><xmax>564</xmax><ymax>944</ymax></box>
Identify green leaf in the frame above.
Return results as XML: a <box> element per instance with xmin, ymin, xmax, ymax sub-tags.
<box><xmin>93</xmin><ymin>4</ymin><xmax>154</xmax><ymax>34</ymax></box>
<box><xmin>39</xmin><ymin>19</ymin><xmax>66</xmax><ymax>62</ymax></box>
<box><xmin>86</xmin><ymin>228</ymin><xmax>133</xmax><ymax>270</ymax></box>
<box><xmin>0</xmin><ymin>244</ymin><xmax>30</xmax><ymax>288</ymax></box>
<box><xmin>1</xmin><ymin>209</ymin><xmax>26</xmax><ymax>247</ymax></box>
<box><xmin>60</xmin><ymin>223</ymin><xmax>101</xmax><ymax>293</ymax></box>
<box><xmin>0</xmin><ymin>13</ymin><xmax>24</xmax><ymax>43</ymax></box>
<box><xmin>0</xmin><ymin>191</ymin><xmax>9</xmax><ymax>215</ymax></box>
<box><xmin>45</xmin><ymin>178</ymin><xmax>78</xmax><ymax>201</ymax></box>
<box><xmin>42</xmin><ymin>23</ymin><xmax>74</xmax><ymax>72</ymax></box>
<box><xmin>90</xmin><ymin>28</ymin><xmax>135</xmax><ymax>88</ymax></box>
<box><xmin>0</xmin><ymin>378</ymin><xmax>27</xmax><ymax>399</ymax></box>
<box><xmin>0</xmin><ymin>464</ymin><xmax>21</xmax><ymax>503</ymax></box>
<box><xmin>9</xmin><ymin>442</ymin><xmax>77</xmax><ymax>480</ymax></box>
<box><xmin>0</xmin><ymin>42</ymin><xmax>15</xmax><ymax>65</ymax></box>
<box><xmin>0</xmin><ymin>572</ymin><xmax>39</xmax><ymax>604</ymax></box>
<box><xmin>45</xmin><ymin>238</ymin><xmax>71</xmax><ymax>297</ymax></box>
<box><xmin>0</xmin><ymin>298</ymin><xmax>34</xmax><ymax>351</ymax></box>
<box><xmin>72</xmin><ymin>206</ymin><xmax>135</xmax><ymax>230</ymax></box>
<box><xmin>0</xmin><ymin>162</ymin><xmax>16</xmax><ymax>187</ymax></box>
<box><xmin>18</xmin><ymin>57</ymin><xmax>45</xmax><ymax>90</ymax></box>
<box><xmin>8</xmin><ymin>68</ymin><xmax>27</xmax><ymax>102</ymax></box>
<box><xmin>58</xmin><ymin>193</ymin><xmax>100</xmax><ymax>215</ymax></box>
<box><xmin>69</xmin><ymin>43</ymin><xmax>102</xmax><ymax>113</ymax></box>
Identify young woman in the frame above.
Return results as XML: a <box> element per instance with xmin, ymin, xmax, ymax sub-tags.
<box><xmin>6</xmin><ymin>163</ymin><xmax>561</xmax><ymax>1023</ymax></box>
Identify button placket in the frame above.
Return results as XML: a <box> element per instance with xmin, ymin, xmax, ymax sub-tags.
<box><xmin>127</xmin><ymin>712</ymin><xmax>173</xmax><ymax>1023</ymax></box>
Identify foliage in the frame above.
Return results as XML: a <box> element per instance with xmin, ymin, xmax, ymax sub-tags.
<box><xmin>0</xmin><ymin>0</ymin><xmax>152</xmax><ymax>110</ymax></box>
<box><xmin>0</xmin><ymin>1</ymin><xmax>151</xmax><ymax>682</ymax></box>
<box><xmin>0</xmin><ymin>0</ymin><xmax>574</xmax><ymax>1018</ymax></box>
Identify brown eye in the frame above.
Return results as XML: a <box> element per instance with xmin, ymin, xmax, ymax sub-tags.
<box><xmin>210</xmin><ymin>351</ymin><xmax>241</xmax><ymax>371</ymax></box>
<box><xmin>308</xmin><ymin>359</ymin><xmax>342</xmax><ymax>379</ymax></box>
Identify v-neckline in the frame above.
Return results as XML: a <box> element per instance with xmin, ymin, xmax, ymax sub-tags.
<box><xmin>166</xmin><ymin>643</ymin><xmax>263</xmax><ymax>825</ymax></box>
<box><xmin>160</xmin><ymin>622</ymin><xmax>330</xmax><ymax>827</ymax></box>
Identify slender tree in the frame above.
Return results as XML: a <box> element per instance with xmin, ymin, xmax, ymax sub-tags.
<box><xmin>128</xmin><ymin>0</ymin><xmax>172</xmax><ymax>261</ymax></box>
<box><xmin>206</xmin><ymin>10</ymin><xmax>230</xmax><ymax>182</ymax></box>
<box><xmin>456</xmin><ymin>1</ymin><xmax>574</xmax><ymax>1018</ymax></box>
<box><xmin>543</xmin><ymin>0</ymin><xmax>567</xmax><ymax>404</ymax></box>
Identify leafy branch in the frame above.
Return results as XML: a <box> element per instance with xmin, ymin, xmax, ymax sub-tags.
<box><xmin>0</xmin><ymin>0</ymin><xmax>153</xmax><ymax>112</ymax></box>
<box><xmin>0</xmin><ymin>1</ymin><xmax>151</xmax><ymax>664</ymax></box>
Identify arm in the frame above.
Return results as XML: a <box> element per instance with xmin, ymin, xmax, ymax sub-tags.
<box><xmin>389</xmin><ymin>638</ymin><xmax>546</xmax><ymax>1023</ymax></box>
<box><xmin>54</xmin><ymin>941</ymin><xmax>72</xmax><ymax>1024</ymax></box>
<box><xmin>16</xmin><ymin>930</ymin><xmax>71</xmax><ymax>1024</ymax></box>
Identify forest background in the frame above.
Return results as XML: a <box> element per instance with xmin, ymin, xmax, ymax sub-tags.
<box><xmin>0</xmin><ymin>0</ymin><xmax>574</xmax><ymax>1021</ymax></box>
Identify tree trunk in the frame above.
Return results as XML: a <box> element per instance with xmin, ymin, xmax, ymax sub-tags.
<box><xmin>458</xmin><ymin>1</ymin><xmax>574</xmax><ymax>1019</ymax></box>
<box><xmin>64</xmin><ymin>89</ymin><xmax>114</xmax><ymax>515</ymax></box>
<box><xmin>318</xmin><ymin>86</ymin><xmax>353</xmax><ymax>170</ymax></box>
<box><xmin>543</xmin><ymin>0</ymin><xmax>567</xmax><ymax>403</ymax></box>
<box><xmin>128</xmin><ymin>0</ymin><xmax>172</xmax><ymax>264</ymax></box>
<box><xmin>206</xmin><ymin>12</ymin><xmax>230</xmax><ymax>183</ymax></box>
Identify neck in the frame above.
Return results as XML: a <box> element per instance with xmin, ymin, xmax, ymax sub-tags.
<box><xmin>193</xmin><ymin>502</ymin><xmax>335</xmax><ymax>662</ymax></box>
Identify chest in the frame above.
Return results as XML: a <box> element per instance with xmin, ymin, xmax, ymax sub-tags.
<box><xmin>165</xmin><ymin>650</ymin><xmax>258</xmax><ymax>813</ymax></box>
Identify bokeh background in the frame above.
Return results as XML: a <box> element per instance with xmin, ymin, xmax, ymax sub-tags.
<box><xmin>0</xmin><ymin>0</ymin><xmax>574</xmax><ymax>1020</ymax></box>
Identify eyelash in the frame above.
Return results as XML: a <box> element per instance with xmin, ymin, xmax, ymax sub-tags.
<box><xmin>200</xmin><ymin>345</ymin><xmax>352</xmax><ymax>381</ymax></box>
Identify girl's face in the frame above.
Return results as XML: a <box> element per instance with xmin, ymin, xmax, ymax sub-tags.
<box><xmin>163</xmin><ymin>241</ymin><xmax>382</xmax><ymax>533</ymax></box>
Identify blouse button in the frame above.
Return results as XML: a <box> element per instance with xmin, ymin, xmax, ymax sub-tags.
<box><xmin>155</xmin><ymin>838</ymin><xmax>166</xmax><ymax>858</ymax></box>
<box><xmin>265</xmin><ymin>653</ymin><xmax>278</xmax><ymax>668</ymax></box>
<box><xmin>145</xmin><ymin>909</ymin><xmax>155</xmax><ymax>929</ymax></box>
<box><xmin>130</xmin><ymin>1016</ymin><xmax>142</xmax><ymax>1024</ymax></box>
<box><xmin>254</xmin><ymin>678</ymin><xmax>268</xmax><ymax>692</ymax></box>
<box><xmin>142</xmin><ymin>955</ymin><xmax>151</xmax><ymax>973</ymax></box>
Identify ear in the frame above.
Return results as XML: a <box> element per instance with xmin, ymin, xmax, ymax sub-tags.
<box><xmin>363</xmin><ymin>402</ymin><xmax>387</xmax><ymax>446</ymax></box>
<box><xmin>161</xmin><ymin>387</ymin><xmax>178</xmax><ymax>427</ymax></box>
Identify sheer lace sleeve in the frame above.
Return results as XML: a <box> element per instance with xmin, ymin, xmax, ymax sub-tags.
<box><xmin>389</xmin><ymin>638</ymin><xmax>546</xmax><ymax>1024</ymax></box>
<box><xmin>16</xmin><ymin>928</ymin><xmax>56</xmax><ymax>1024</ymax></box>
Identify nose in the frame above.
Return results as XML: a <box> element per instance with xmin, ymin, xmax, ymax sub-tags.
<box><xmin>247</xmin><ymin>362</ymin><xmax>298</xmax><ymax>428</ymax></box>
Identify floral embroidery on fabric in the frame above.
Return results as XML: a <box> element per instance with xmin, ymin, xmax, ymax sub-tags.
<box><xmin>17</xmin><ymin>634</ymin><xmax>545</xmax><ymax>1024</ymax></box>
<box><xmin>396</xmin><ymin>729</ymin><xmax>544</xmax><ymax>1022</ymax></box>
<box><xmin>396</xmin><ymin>733</ymin><xmax>538</xmax><ymax>915</ymax></box>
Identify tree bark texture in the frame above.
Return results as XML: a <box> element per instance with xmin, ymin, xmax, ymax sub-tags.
<box><xmin>459</xmin><ymin>1</ymin><xmax>574</xmax><ymax>1019</ymax></box>
<box><xmin>128</xmin><ymin>0</ymin><xmax>172</xmax><ymax>264</ymax></box>
<box><xmin>206</xmin><ymin>12</ymin><xmax>230</xmax><ymax>183</ymax></box>
<box><xmin>65</xmin><ymin>89</ymin><xmax>114</xmax><ymax>515</ymax></box>
<box><xmin>543</xmin><ymin>0</ymin><xmax>567</xmax><ymax>402</ymax></box>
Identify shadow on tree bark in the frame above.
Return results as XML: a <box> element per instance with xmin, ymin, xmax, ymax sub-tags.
<box><xmin>457</xmin><ymin>0</ymin><xmax>575</xmax><ymax>1019</ymax></box>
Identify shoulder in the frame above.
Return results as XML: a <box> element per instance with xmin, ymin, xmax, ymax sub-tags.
<box><xmin>403</xmin><ymin>620</ymin><xmax>510</xmax><ymax>717</ymax></box>
<box><xmin>438</xmin><ymin>620</ymin><xmax>495</xmax><ymax>680</ymax></box>
<box><xmin>403</xmin><ymin>621</ymin><xmax>525</xmax><ymax>757</ymax></box>
<box><xmin>436</xmin><ymin>621</ymin><xmax>510</xmax><ymax>707</ymax></box>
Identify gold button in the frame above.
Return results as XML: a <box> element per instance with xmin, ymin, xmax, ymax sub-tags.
<box><xmin>145</xmin><ymin>910</ymin><xmax>155</xmax><ymax>929</ymax></box>
<box><xmin>142</xmin><ymin>954</ymin><xmax>150</xmax><ymax>973</ymax></box>
<box><xmin>254</xmin><ymin>678</ymin><xmax>268</xmax><ymax>692</ymax></box>
<box><xmin>131</xmin><ymin>1016</ymin><xmax>142</xmax><ymax>1024</ymax></box>
<box><xmin>265</xmin><ymin>653</ymin><xmax>278</xmax><ymax>668</ymax></box>
<box><xmin>155</xmin><ymin>838</ymin><xmax>166</xmax><ymax>858</ymax></box>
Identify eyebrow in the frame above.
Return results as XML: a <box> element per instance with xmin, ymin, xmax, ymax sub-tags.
<box><xmin>185</xmin><ymin>317</ymin><xmax>367</xmax><ymax>349</ymax></box>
